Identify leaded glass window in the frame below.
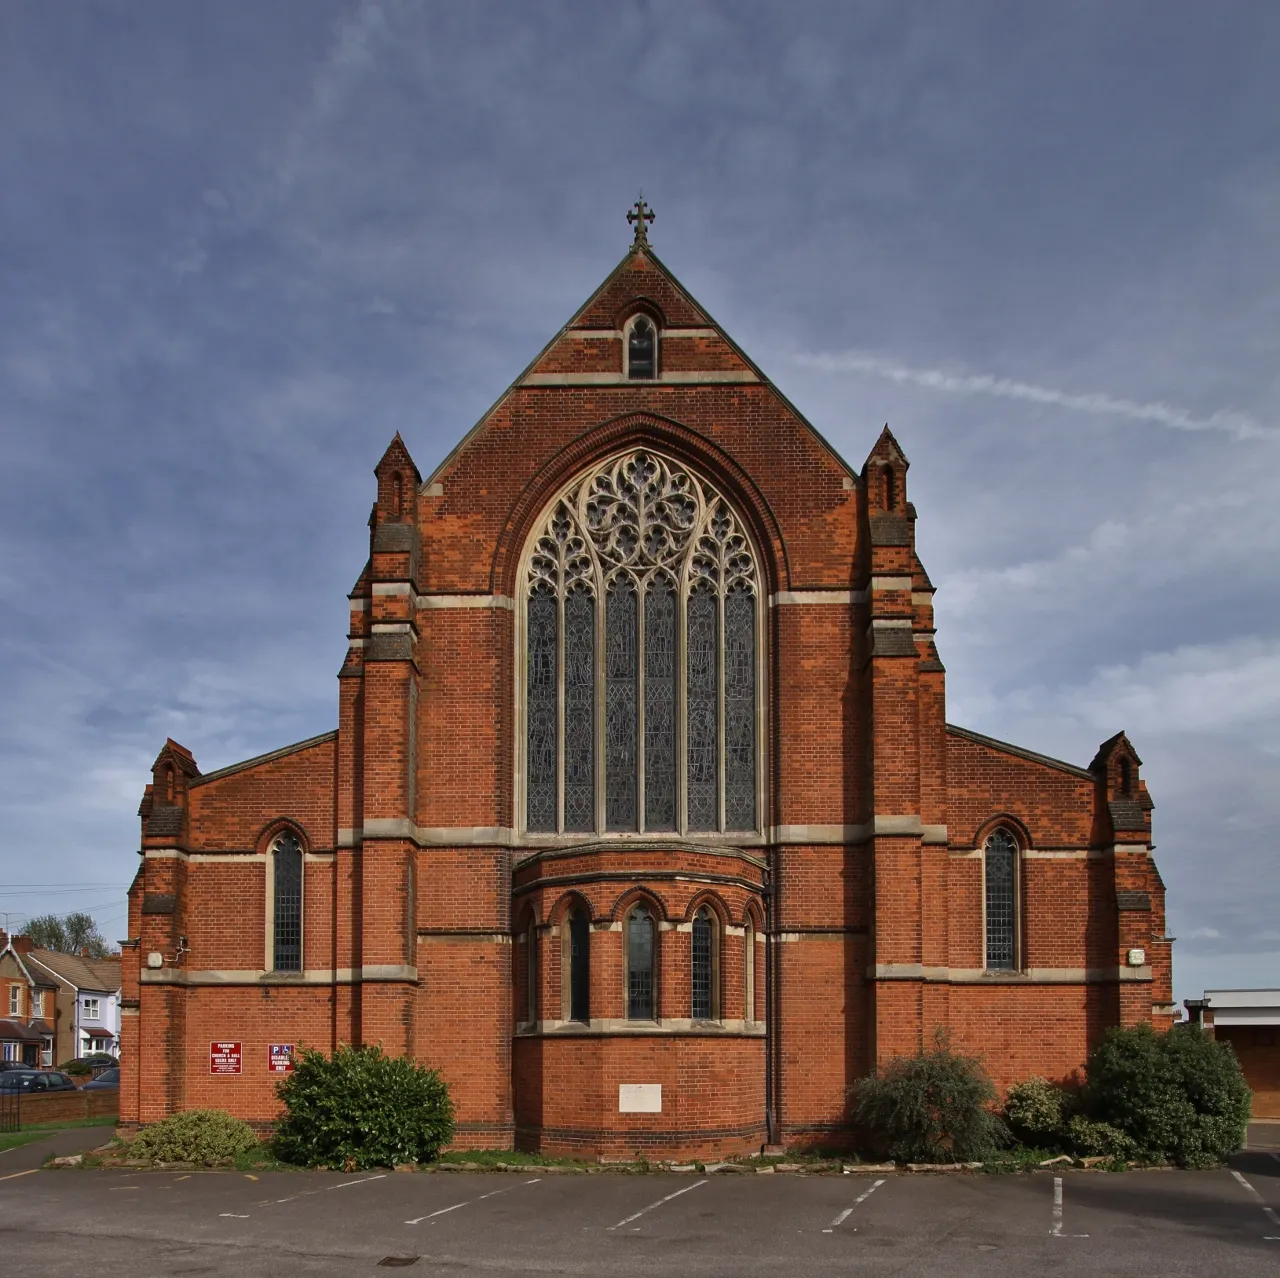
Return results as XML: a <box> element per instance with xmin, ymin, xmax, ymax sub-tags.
<box><xmin>692</xmin><ymin>906</ymin><xmax>714</xmax><ymax>1020</ymax></box>
<box><xmin>563</xmin><ymin>588</ymin><xmax>595</xmax><ymax>832</ymax></box>
<box><xmin>522</xmin><ymin>449</ymin><xmax>760</xmax><ymax>836</ymax></box>
<box><xmin>627</xmin><ymin>905</ymin><xmax>655</xmax><ymax>1019</ymax></box>
<box><xmin>605</xmin><ymin>580</ymin><xmax>638</xmax><ymax>830</ymax></box>
<box><xmin>272</xmin><ymin>832</ymin><xmax>302</xmax><ymax>972</ymax></box>
<box><xmin>644</xmin><ymin>577</ymin><xmax>676</xmax><ymax>831</ymax></box>
<box><xmin>985</xmin><ymin>829</ymin><xmax>1017</xmax><ymax>971</ymax></box>
<box><xmin>526</xmin><ymin>589</ymin><xmax>557</xmax><ymax>833</ymax></box>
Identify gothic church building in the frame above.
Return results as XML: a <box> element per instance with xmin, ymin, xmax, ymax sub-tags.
<box><xmin>122</xmin><ymin>211</ymin><xmax>1174</xmax><ymax>1156</ymax></box>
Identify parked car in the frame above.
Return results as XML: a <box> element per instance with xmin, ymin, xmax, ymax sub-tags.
<box><xmin>0</xmin><ymin>1061</ymin><xmax>35</xmax><ymax>1073</ymax></box>
<box><xmin>0</xmin><ymin>1070</ymin><xmax>78</xmax><ymax>1093</ymax></box>
<box><xmin>82</xmin><ymin>1067</ymin><xmax>118</xmax><ymax>1091</ymax></box>
<box><xmin>60</xmin><ymin>1053</ymin><xmax>118</xmax><ymax>1074</ymax></box>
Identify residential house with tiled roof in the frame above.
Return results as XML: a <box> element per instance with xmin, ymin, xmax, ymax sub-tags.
<box><xmin>23</xmin><ymin>949</ymin><xmax>122</xmax><ymax>1065</ymax></box>
<box><xmin>0</xmin><ymin>935</ymin><xmax>58</xmax><ymax>1066</ymax></box>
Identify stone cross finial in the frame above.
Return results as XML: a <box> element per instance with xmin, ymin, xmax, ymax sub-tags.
<box><xmin>627</xmin><ymin>197</ymin><xmax>655</xmax><ymax>248</ymax></box>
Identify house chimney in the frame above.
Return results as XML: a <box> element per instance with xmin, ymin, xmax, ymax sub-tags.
<box><xmin>13</xmin><ymin>934</ymin><xmax>34</xmax><ymax>955</ymax></box>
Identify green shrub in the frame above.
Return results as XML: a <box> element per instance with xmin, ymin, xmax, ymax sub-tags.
<box><xmin>851</xmin><ymin>1035</ymin><xmax>1008</xmax><ymax>1163</ymax></box>
<box><xmin>1065</xmin><ymin>1114</ymin><xmax>1138</xmax><ymax>1161</ymax></box>
<box><xmin>60</xmin><ymin>1059</ymin><xmax>92</xmax><ymax>1077</ymax></box>
<box><xmin>1003</xmin><ymin>1077</ymin><xmax>1071</xmax><ymax>1146</ymax></box>
<box><xmin>1082</xmin><ymin>1024</ymin><xmax>1250</xmax><ymax>1168</ymax></box>
<box><xmin>131</xmin><ymin>1109</ymin><xmax>259</xmax><ymax>1165</ymax></box>
<box><xmin>273</xmin><ymin>1044</ymin><xmax>455</xmax><ymax>1170</ymax></box>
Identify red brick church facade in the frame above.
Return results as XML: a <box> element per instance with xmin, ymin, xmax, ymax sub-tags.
<box><xmin>121</xmin><ymin>213</ymin><xmax>1175</xmax><ymax>1157</ymax></box>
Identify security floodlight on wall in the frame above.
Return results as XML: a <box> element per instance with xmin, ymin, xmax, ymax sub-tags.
<box><xmin>146</xmin><ymin>951</ymin><xmax>163</xmax><ymax>969</ymax></box>
<box><xmin>1126</xmin><ymin>948</ymin><xmax>1147</xmax><ymax>967</ymax></box>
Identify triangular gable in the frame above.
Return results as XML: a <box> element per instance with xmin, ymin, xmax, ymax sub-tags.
<box><xmin>424</xmin><ymin>240</ymin><xmax>858</xmax><ymax>489</ymax></box>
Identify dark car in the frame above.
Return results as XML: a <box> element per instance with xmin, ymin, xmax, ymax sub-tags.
<box><xmin>82</xmin><ymin>1067</ymin><xmax>119</xmax><ymax>1090</ymax></box>
<box><xmin>0</xmin><ymin>1070</ymin><xmax>78</xmax><ymax>1093</ymax></box>
<box><xmin>61</xmin><ymin>1053</ymin><xmax>117</xmax><ymax>1072</ymax></box>
<box><xmin>0</xmin><ymin>1061</ymin><xmax>35</xmax><ymax>1073</ymax></box>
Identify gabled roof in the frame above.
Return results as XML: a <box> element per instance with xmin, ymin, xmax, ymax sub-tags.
<box><xmin>189</xmin><ymin>730</ymin><xmax>338</xmax><ymax>788</ymax></box>
<box><xmin>25</xmin><ymin>950</ymin><xmax>121</xmax><ymax>994</ymax></box>
<box><xmin>423</xmin><ymin>240</ymin><xmax>859</xmax><ymax>490</ymax></box>
<box><xmin>946</xmin><ymin>724</ymin><xmax>1094</xmax><ymax>780</ymax></box>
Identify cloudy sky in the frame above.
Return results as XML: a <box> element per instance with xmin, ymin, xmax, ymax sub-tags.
<box><xmin>1</xmin><ymin>2</ymin><xmax>1276</xmax><ymax>1005</ymax></box>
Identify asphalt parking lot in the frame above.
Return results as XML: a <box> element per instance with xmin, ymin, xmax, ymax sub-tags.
<box><xmin>3</xmin><ymin>1152</ymin><xmax>1280</xmax><ymax>1278</ymax></box>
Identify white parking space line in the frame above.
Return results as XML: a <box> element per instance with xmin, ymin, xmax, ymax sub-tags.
<box><xmin>263</xmin><ymin>1172</ymin><xmax>387</xmax><ymax>1206</ymax></box>
<box><xmin>405</xmin><ymin>1177</ymin><xmax>541</xmax><ymax>1226</ymax></box>
<box><xmin>1231</xmin><ymin>1168</ymin><xmax>1280</xmax><ymax>1239</ymax></box>
<box><xmin>1050</xmin><ymin>1177</ymin><xmax>1088</xmax><ymax>1238</ymax></box>
<box><xmin>823</xmin><ymin>1177</ymin><xmax>885</xmax><ymax>1233</ymax></box>
<box><xmin>608</xmin><ymin>1178</ymin><xmax>708</xmax><ymax>1231</ymax></box>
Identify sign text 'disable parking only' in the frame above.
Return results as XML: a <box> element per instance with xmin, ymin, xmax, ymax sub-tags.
<box><xmin>268</xmin><ymin>1044</ymin><xmax>295</xmax><ymax>1073</ymax></box>
<box><xmin>209</xmin><ymin>1041</ymin><xmax>243</xmax><ymax>1074</ymax></box>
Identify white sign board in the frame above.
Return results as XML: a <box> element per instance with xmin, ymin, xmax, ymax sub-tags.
<box><xmin>619</xmin><ymin>1083</ymin><xmax>662</xmax><ymax>1113</ymax></box>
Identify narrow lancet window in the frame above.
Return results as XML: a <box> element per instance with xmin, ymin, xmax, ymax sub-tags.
<box><xmin>692</xmin><ymin>906</ymin><xmax>714</xmax><ymax>1020</ymax></box>
<box><xmin>569</xmin><ymin>909</ymin><xmax>590</xmax><ymax>1022</ymax></box>
<box><xmin>686</xmin><ymin>585</ymin><xmax>718</xmax><ymax>831</ymax></box>
<box><xmin>724</xmin><ymin>585</ymin><xmax>755</xmax><ymax>829</ymax></box>
<box><xmin>526</xmin><ymin>587</ymin><xmax>558</xmax><ymax>833</ymax></box>
<box><xmin>272</xmin><ymin>832</ymin><xmax>303</xmax><ymax>972</ymax></box>
<box><xmin>643</xmin><ymin>577</ymin><xmax>676</xmax><ymax>831</ymax></box>
<box><xmin>984</xmin><ymin>829</ymin><xmax>1017</xmax><ymax>971</ymax></box>
<box><xmin>563</xmin><ymin>588</ymin><xmax>595</xmax><ymax>832</ymax></box>
<box><xmin>627</xmin><ymin>905</ymin><xmax>655</xmax><ymax>1019</ymax></box>
<box><xmin>627</xmin><ymin>317</ymin><xmax>656</xmax><ymax>379</ymax></box>
<box><xmin>605</xmin><ymin>580</ymin><xmax>638</xmax><ymax>830</ymax></box>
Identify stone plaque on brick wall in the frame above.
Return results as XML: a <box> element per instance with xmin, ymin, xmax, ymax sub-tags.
<box><xmin>618</xmin><ymin>1083</ymin><xmax>662</xmax><ymax>1113</ymax></box>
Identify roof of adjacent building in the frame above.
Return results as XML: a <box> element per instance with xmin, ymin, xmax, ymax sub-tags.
<box><xmin>25</xmin><ymin>950</ymin><xmax>121</xmax><ymax>993</ymax></box>
<box><xmin>0</xmin><ymin>1018</ymin><xmax>46</xmax><ymax>1043</ymax></box>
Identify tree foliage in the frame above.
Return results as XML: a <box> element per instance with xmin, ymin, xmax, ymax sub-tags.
<box><xmin>851</xmin><ymin>1035</ymin><xmax>1009</xmax><ymax>1163</ymax></box>
<box><xmin>1083</xmin><ymin>1024</ymin><xmax>1250</xmax><ymax>1168</ymax></box>
<box><xmin>24</xmin><ymin>911</ymin><xmax>115</xmax><ymax>958</ymax></box>
<box><xmin>273</xmin><ymin>1044</ymin><xmax>455</xmax><ymax>1170</ymax></box>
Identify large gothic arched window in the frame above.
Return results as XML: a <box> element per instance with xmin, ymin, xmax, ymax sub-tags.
<box><xmin>523</xmin><ymin>449</ymin><xmax>760</xmax><ymax>836</ymax></box>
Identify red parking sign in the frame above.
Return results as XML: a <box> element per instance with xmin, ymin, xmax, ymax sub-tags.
<box><xmin>209</xmin><ymin>1041</ymin><xmax>242</xmax><ymax>1074</ymax></box>
<box><xmin>268</xmin><ymin>1044</ymin><xmax>294</xmax><ymax>1074</ymax></box>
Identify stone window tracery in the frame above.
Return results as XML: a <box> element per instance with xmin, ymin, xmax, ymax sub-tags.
<box><xmin>522</xmin><ymin>449</ymin><xmax>761</xmax><ymax>836</ymax></box>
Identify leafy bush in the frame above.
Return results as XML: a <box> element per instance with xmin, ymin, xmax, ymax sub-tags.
<box><xmin>1082</xmin><ymin>1024</ymin><xmax>1250</xmax><ymax>1168</ymax></box>
<box><xmin>60</xmin><ymin>1059</ymin><xmax>93</xmax><ymax>1077</ymax></box>
<box><xmin>851</xmin><ymin>1035</ymin><xmax>1008</xmax><ymax>1163</ymax></box>
<box><xmin>1003</xmin><ymin>1077</ymin><xmax>1071</xmax><ymax>1146</ymax></box>
<box><xmin>273</xmin><ymin>1044</ymin><xmax>455</xmax><ymax>1170</ymax></box>
<box><xmin>131</xmin><ymin>1109</ymin><xmax>259</xmax><ymax>1165</ymax></box>
<box><xmin>1065</xmin><ymin>1114</ymin><xmax>1138</xmax><ymax>1161</ymax></box>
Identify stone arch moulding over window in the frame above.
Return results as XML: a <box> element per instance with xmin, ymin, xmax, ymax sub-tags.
<box><xmin>983</xmin><ymin>827</ymin><xmax>1020</xmax><ymax>972</ymax></box>
<box><xmin>265</xmin><ymin>826</ymin><xmax>305</xmax><ymax>973</ymax></box>
<box><xmin>517</xmin><ymin>448</ymin><xmax>765</xmax><ymax>839</ymax></box>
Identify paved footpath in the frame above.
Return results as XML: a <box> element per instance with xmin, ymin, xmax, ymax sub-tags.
<box><xmin>2</xmin><ymin>1155</ymin><xmax>1280</xmax><ymax>1277</ymax></box>
<box><xmin>0</xmin><ymin>1124</ymin><xmax>116</xmax><ymax>1174</ymax></box>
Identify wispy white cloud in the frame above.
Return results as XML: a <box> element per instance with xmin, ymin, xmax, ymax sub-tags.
<box><xmin>795</xmin><ymin>350</ymin><xmax>1270</xmax><ymax>440</ymax></box>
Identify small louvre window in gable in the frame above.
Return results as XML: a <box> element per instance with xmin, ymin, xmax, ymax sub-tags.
<box><xmin>627</xmin><ymin>317</ymin><xmax>656</xmax><ymax>379</ymax></box>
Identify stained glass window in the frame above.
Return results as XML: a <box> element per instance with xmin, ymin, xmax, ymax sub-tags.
<box><xmin>523</xmin><ymin>450</ymin><xmax>759</xmax><ymax>836</ymax></box>
<box><xmin>692</xmin><ymin>907</ymin><xmax>713</xmax><ymax>1020</ymax></box>
<box><xmin>724</xmin><ymin>585</ymin><xmax>755</xmax><ymax>830</ymax></box>
<box><xmin>526</xmin><ymin>589</ymin><xmax>558</xmax><ymax>833</ymax></box>
<box><xmin>563</xmin><ymin>589</ymin><xmax>595</xmax><ymax>832</ymax></box>
<box><xmin>606</xmin><ymin>581</ymin><xmax>638</xmax><ymax>831</ymax></box>
<box><xmin>272</xmin><ymin>832</ymin><xmax>302</xmax><ymax>972</ymax></box>
<box><xmin>644</xmin><ymin>578</ymin><xmax>676</xmax><ymax>831</ymax></box>
<box><xmin>985</xmin><ymin>829</ymin><xmax>1017</xmax><ymax>971</ymax></box>
<box><xmin>627</xmin><ymin>906</ymin><xmax>654</xmax><ymax>1019</ymax></box>
<box><xmin>569</xmin><ymin>909</ymin><xmax>590</xmax><ymax>1022</ymax></box>
<box><xmin>686</xmin><ymin>586</ymin><xmax>718</xmax><ymax>831</ymax></box>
